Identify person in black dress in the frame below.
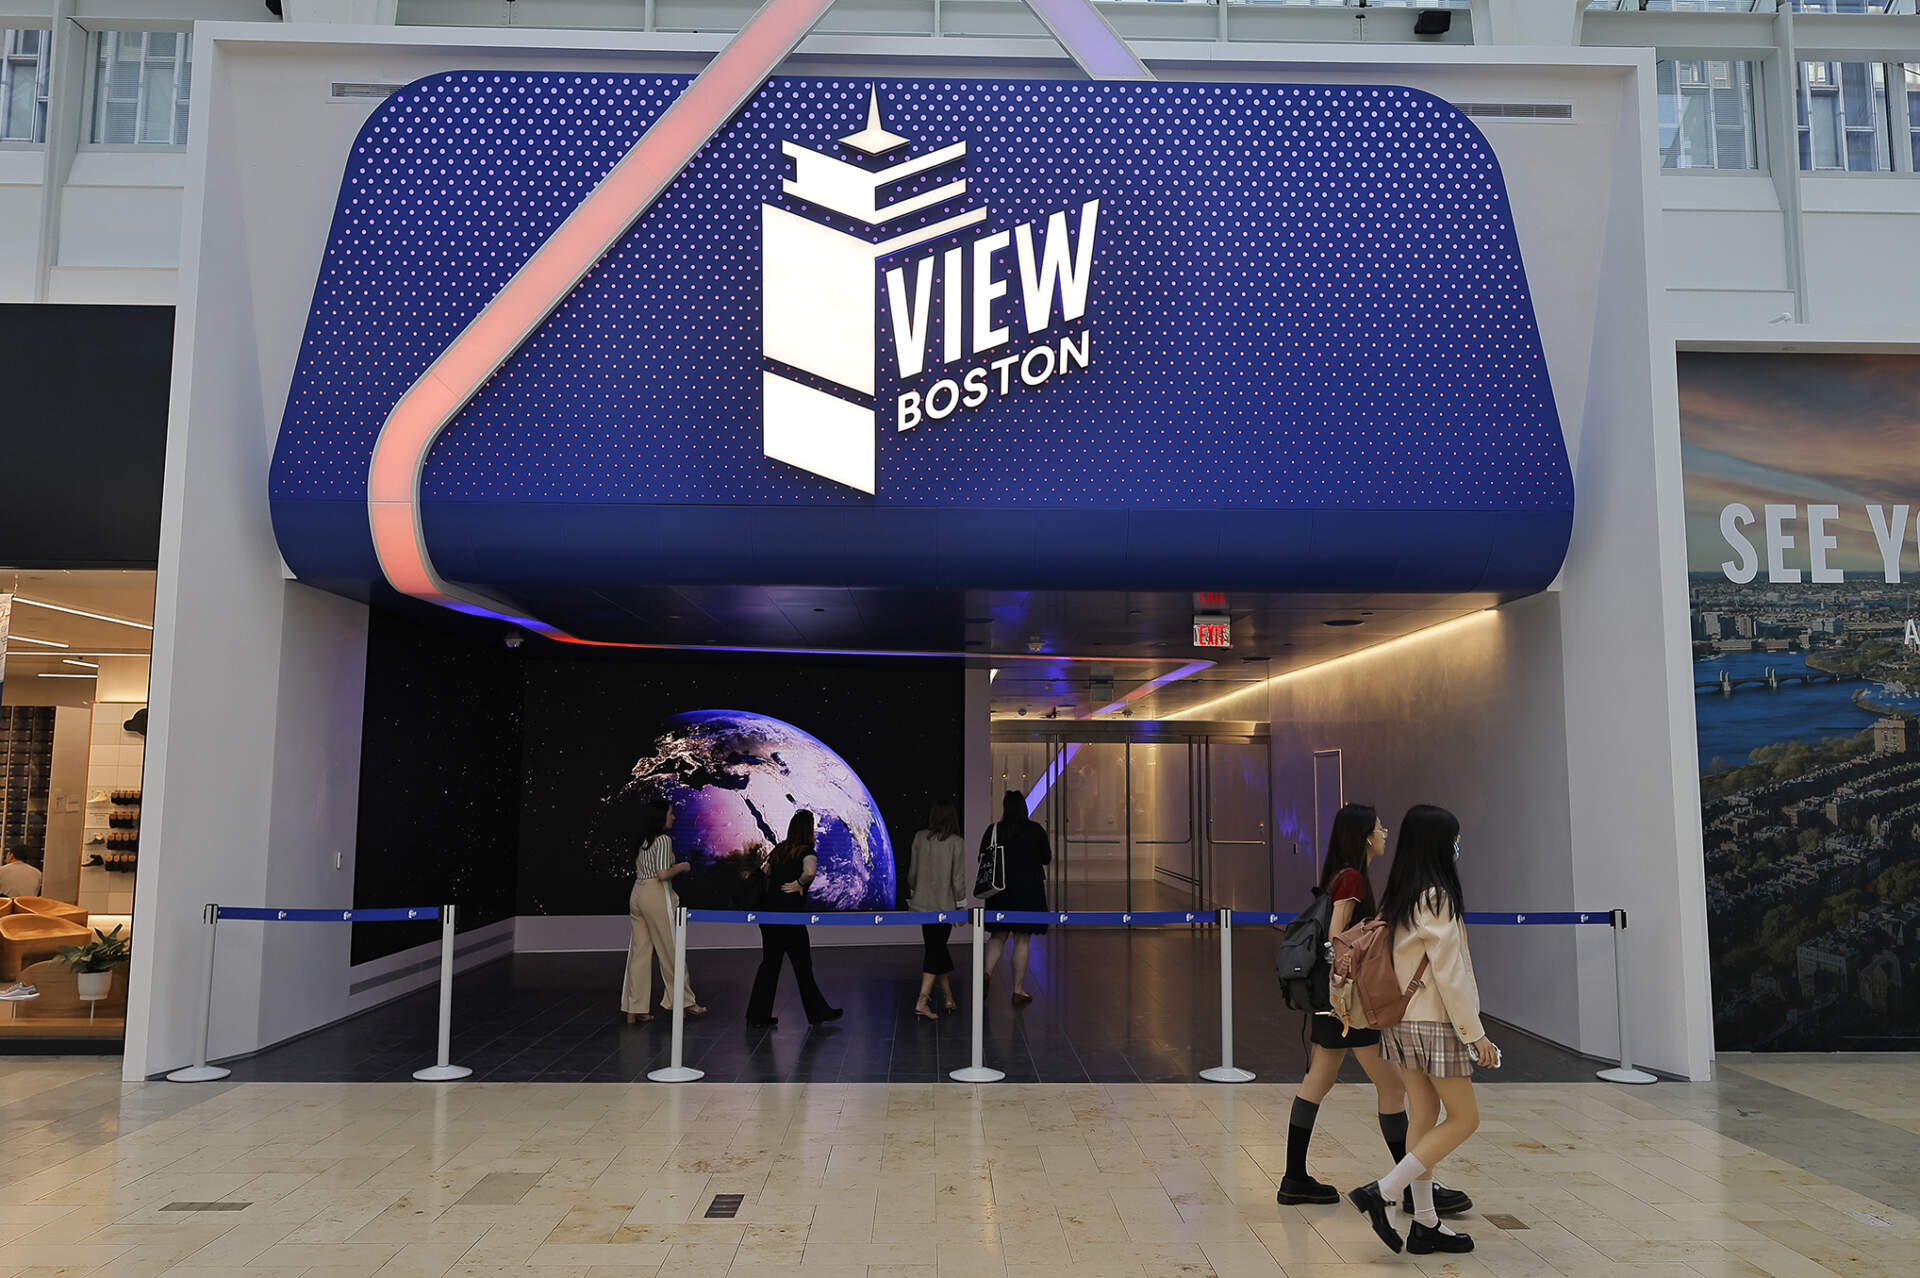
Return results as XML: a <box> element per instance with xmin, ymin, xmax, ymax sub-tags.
<box><xmin>981</xmin><ymin>789</ymin><xmax>1051</xmax><ymax>1003</ymax></box>
<box><xmin>745</xmin><ymin>810</ymin><xmax>842</xmax><ymax>1028</ymax></box>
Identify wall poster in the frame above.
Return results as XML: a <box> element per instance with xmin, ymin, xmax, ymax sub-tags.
<box><xmin>1683</xmin><ymin>353</ymin><xmax>1920</xmax><ymax>1050</ymax></box>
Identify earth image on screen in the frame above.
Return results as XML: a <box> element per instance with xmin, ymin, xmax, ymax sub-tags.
<box><xmin>621</xmin><ymin>710</ymin><xmax>897</xmax><ymax>911</ymax></box>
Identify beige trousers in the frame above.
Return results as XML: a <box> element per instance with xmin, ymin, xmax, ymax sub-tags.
<box><xmin>621</xmin><ymin>877</ymin><xmax>695</xmax><ymax>1013</ymax></box>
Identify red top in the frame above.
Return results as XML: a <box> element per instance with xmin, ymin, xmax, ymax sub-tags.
<box><xmin>1328</xmin><ymin>868</ymin><xmax>1365</xmax><ymax>903</ymax></box>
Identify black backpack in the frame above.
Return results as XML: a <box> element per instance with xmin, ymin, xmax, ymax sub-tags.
<box><xmin>1276</xmin><ymin>887</ymin><xmax>1335</xmax><ymax>1012</ymax></box>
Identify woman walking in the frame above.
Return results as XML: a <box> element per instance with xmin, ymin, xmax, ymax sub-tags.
<box><xmin>1347</xmin><ymin>804</ymin><xmax>1498</xmax><ymax>1257</ymax></box>
<box><xmin>981</xmin><ymin>790</ymin><xmax>1051</xmax><ymax>1003</ymax></box>
<box><xmin>907</xmin><ymin>799</ymin><xmax>968</xmax><ymax>1019</ymax></box>
<box><xmin>745</xmin><ymin>810</ymin><xmax>842</xmax><ymax>1028</ymax></box>
<box><xmin>1278</xmin><ymin>805</ymin><xmax>1472</xmax><ymax>1216</ymax></box>
<box><xmin>620</xmin><ymin>800</ymin><xmax>705</xmax><ymax>1023</ymax></box>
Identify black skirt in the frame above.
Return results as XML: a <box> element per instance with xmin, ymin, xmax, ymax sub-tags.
<box><xmin>1310</xmin><ymin>1012</ymin><xmax>1382</xmax><ymax>1051</ymax></box>
<box><xmin>920</xmin><ymin>922</ymin><xmax>955</xmax><ymax>975</ymax></box>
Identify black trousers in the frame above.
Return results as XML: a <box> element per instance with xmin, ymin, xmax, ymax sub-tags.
<box><xmin>920</xmin><ymin>922</ymin><xmax>955</xmax><ymax>976</ymax></box>
<box><xmin>747</xmin><ymin>924</ymin><xmax>832</xmax><ymax>1022</ymax></box>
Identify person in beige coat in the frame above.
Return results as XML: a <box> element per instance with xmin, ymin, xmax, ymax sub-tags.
<box><xmin>621</xmin><ymin>800</ymin><xmax>706</xmax><ymax>1023</ymax></box>
<box><xmin>1347</xmin><ymin>805</ymin><xmax>1499</xmax><ymax>1259</ymax></box>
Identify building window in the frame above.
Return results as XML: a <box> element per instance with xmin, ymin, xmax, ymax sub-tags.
<box><xmin>1797</xmin><ymin>61</ymin><xmax>1891</xmax><ymax>172</ymax></box>
<box><xmin>0</xmin><ymin>28</ymin><xmax>50</xmax><ymax>144</ymax></box>
<box><xmin>1657</xmin><ymin>60</ymin><xmax>1761</xmax><ymax>170</ymax></box>
<box><xmin>90</xmin><ymin>31</ymin><xmax>192</xmax><ymax>147</ymax></box>
<box><xmin>1907</xmin><ymin>64</ymin><xmax>1920</xmax><ymax>170</ymax></box>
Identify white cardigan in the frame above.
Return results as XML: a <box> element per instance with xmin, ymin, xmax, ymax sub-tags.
<box><xmin>1391</xmin><ymin>891</ymin><xmax>1487</xmax><ymax>1045</ymax></box>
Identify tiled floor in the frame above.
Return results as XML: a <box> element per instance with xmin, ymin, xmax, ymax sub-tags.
<box><xmin>220</xmin><ymin>941</ymin><xmax>1605</xmax><ymax>1085</ymax></box>
<box><xmin>4</xmin><ymin>1056</ymin><xmax>1919</xmax><ymax>1278</ymax></box>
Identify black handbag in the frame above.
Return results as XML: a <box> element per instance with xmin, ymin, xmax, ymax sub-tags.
<box><xmin>973</xmin><ymin>824</ymin><xmax>1006</xmax><ymax>898</ymax></box>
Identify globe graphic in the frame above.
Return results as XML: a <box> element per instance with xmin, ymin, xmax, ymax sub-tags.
<box><xmin>624</xmin><ymin>710</ymin><xmax>896</xmax><ymax>911</ymax></box>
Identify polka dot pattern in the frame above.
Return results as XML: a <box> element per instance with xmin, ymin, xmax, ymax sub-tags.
<box><xmin>271</xmin><ymin>74</ymin><xmax>1571</xmax><ymax>514</ymax></box>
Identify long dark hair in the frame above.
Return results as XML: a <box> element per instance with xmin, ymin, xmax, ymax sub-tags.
<box><xmin>635</xmin><ymin>799</ymin><xmax>672</xmax><ymax>848</ymax></box>
<box><xmin>1380</xmin><ymin>804</ymin><xmax>1465</xmax><ymax>936</ymax></box>
<box><xmin>772</xmin><ymin>809</ymin><xmax>816</xmax><ymax>861</ymax></box>
<box><xmin>927</xmin><ymin>799</ymin><xmax>960</xmax><ymax>840</ymax></box>
<box><xmin>1000</xmin><ymin>789</ymin><xmax>1031</xmax><ymax>829</ymax></box>
<box><xmin>1317</xmin><ymin>802</ymin><xmax>1378</xmax><ymax>918</ymax></box>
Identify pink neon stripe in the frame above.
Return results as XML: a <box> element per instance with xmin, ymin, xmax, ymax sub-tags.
<box><xmin>366</xmin><ymin>0</ymin><xmax>836</xmax><ymax>626</ymax></box>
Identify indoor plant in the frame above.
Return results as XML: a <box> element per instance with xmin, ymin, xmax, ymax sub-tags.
<box><xmin>58</xmin><ymin>925</ymin><xmax>130</xmax><ymax>999</ymax></box>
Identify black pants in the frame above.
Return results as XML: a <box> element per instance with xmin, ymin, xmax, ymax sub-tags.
<box><xmin>921</xmin><ymin>922</ymin><xmax>955</xmax><ymax>976</ymax></box>
<box><xmin>747</xmin><ymin>925</ymin><xmax>832</xmax><ymax>1022</ymax></box>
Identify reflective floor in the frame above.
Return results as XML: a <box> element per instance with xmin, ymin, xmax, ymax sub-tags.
<box><xmin>217</xmin><ymin>939</ymin><xmax>1603</xmax><ymax>1085</ymax></box>
<box><xmin>3</xmin><ymin>1055</ymin><xmax>1918</xmax><ymax>1278</ymax></box>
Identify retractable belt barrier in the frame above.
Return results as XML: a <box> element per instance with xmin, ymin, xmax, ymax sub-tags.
<box><xmin>659</xmin><ymin>903</ymin><xmax>1656</xmax><ymax>1087</ymax></box>
<box><xmin>166</xmin><ymin>903</ymin><xmax>468</xmax><ymax>1084</ymax></box>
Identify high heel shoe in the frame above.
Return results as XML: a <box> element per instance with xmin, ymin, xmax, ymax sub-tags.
<box><xmin>1011</xmin><ymin>990</ymin><xmax>1034</xmax><ymax>1005</ymax></box>
<box><xmin>941</xmin><ymin>997</ymin><xmax>959</xmax><ymax>1016</ymax></box>
<box><xmin>625</xmin><ymin>1011</ymin><xmax>651</xmax><ymax>1024</ymax></box>
<box><xmin>915</xmin><ymin>1001</ymin><xmax>938</xmax><ymax>1021</ymax></box>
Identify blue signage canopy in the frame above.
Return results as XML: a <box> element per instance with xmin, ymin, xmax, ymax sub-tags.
<box><xmin>271</xmin><ymin>74</ymin><xmax>1572</xmax><ymax>619</ymax></box>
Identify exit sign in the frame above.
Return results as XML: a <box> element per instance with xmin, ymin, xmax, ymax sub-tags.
<box><xmin>1193</xmin><ymin>616</ymin><xmax>1231</xmax><ymax>648</ymax></box>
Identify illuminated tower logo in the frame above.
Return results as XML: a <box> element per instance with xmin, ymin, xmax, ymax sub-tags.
<box><xmin>762</xmin><ymin>87</ymin><xmax>1100</xmax><ymax>493</ymax></box>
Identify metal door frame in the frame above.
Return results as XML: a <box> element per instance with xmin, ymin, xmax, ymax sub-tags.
<box><xmin>992</xmin><ymin>720</ymin><xmax>1271</xmax><ymax>915</ymax></box>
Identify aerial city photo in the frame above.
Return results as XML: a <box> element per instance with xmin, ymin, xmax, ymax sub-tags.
<box><xmin>1683</xmin><ymin>353</ymin><xmax>1920</xmax><ymax>1050</ymax></box>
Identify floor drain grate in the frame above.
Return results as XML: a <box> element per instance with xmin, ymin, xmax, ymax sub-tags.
<box><xmin>704</xmin><ymin>1194</ymin><xmax>745</xmax><ymax>1219</ymax></box>
<box><xmin>1484</xmin><ymin>1214</ymin><xmax>1528</xmax><ymax>1231</ymax></box>
<box><xmin>162</xmin><ymin>1202</ymin><xmax>251</xmax><ymax>1212</ymax></box>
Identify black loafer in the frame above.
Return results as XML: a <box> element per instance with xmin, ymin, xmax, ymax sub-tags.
<box><xmin>1408</xmin><ymin>1221</ymin><xmax>1474</xmax><ymax>1254</ymax></box>
<box><xmin>1276</xmin><ymin>1175</ymin><xmax>1340</xmax><ymax>1205</ymax></box>
<box><xmin>1346</xmin><ymin>1183</ymin><xmax>1403</xmax><ymax>1254</ymax></box>
<box><xmin>1403</xmin><ymin>1184</ymin><xmax>1474</xmax><ymax>1216</ymax></box>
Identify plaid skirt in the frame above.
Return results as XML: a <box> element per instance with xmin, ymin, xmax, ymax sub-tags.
<box><xmin>1381</xmin><ymin>1019</ymin><xmax>1476</xmax><ymax>1078</ymax></box>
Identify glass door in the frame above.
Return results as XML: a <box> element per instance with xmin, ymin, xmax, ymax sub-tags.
<box><xmin>1202</xmin><ymin>739</ymin><xmax>1273</xmax><ymax>912</ymax></box>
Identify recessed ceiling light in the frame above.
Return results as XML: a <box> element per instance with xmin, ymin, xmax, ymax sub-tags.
<box><xmin>14</xmin><ymin>597</ymin><xmax>153</xmax><ymax>631</ymax></box>
<box><xmin>1324</xmin><ymin>619</ymin><xmax>1365</xmax><ymax>627</ymax></box>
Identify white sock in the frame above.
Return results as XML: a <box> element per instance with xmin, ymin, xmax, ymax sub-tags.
<box><xmin>1410</xmin><ymin>1179</ymin><xmax>1457</xmax><ymax>1234</ymax></box>
<box><xmin>1376</xmin><ymin>1154</ymin><xmax>1428</xmax><ymax>1198</ymax></box>
<box><xmin>1410</xmin><ymin>1179</ymin><xmax>1439</xmax><ymax>1227</ymax></box>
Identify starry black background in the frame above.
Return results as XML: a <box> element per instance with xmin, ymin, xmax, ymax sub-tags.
<box><xmin>349</xmin><ymin>610</ymin><xmax>963</xmax><ymax>962</ymax></box>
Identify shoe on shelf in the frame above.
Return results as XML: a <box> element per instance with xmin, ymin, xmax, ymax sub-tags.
<box><xmin>1407</xmin><ymin>1221</ymin><xmax>1474</xmax><ymax>1254</ymax></box>
<box><xmin>1346</xmin><ymin>1183</ymin><xmax>1403</xmax><ymax>1254</ymax></box>
<box><xmin>1403</xmin><ymin>1184</ymin><xmax>1474</xmax><ymax>1216</ymax></box>
<box><xmin>1275</xmin><ymin>1175</ymin><xmax>1340</xmax><ymax>1206</ymax></box>
<box><xmin>0</xmin><ymin>982</ymin><xmax>38</xmax><ymax>1001</ymax></box>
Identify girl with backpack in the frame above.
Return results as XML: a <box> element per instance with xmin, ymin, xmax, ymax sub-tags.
<box><xmin>1346</xmin><ymin>804</ymin><xmax>1498</xmax><ymax>1258</ymax></box>
<box><xmin>1280</xmin><ymin>805</ymin><xmax>1420</xmax><ymax>1204</ymax></box>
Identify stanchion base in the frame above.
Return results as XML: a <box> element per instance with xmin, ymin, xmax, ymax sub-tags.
<box><xmin>165</xmin><ymin>1065</ymin><xmax>231</xmax><ymax>1083</ymax></box>
<box><xmin>1597</xmin><ymin>1066</ymin><xmax>1657</xmax><ymax>1086</ymax></box>
<box><xmin>949</xmin><ymin>1066</ymin><xmax>1006</xmax><ymax>1083</ymax></box>
<box><xmin>647</xmin><ymin>1066</ymin><xmax>705</xmax><ymax>1083</ymax></box>
<box><xmin>412</xmin><ymin>1064</ymin><xmax>473</xmax><ymax>1082</ymax></box>
<box><xmin>1199</xmin><ymin>1066</ymin><xmax>1256</xmax><ymax>1083</ymax></box>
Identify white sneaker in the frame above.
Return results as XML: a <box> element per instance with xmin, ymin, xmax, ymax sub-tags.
<box><xmin>0</xmin><ymin>982</ymin><xmax>38</xmax><ymax>1001</ymax></box>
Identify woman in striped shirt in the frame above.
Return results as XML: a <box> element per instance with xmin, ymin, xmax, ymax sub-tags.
<box><xmin>621</xmin><ymin>800</ymin><xmax>706</xmax><ymax>1023</ymax></box>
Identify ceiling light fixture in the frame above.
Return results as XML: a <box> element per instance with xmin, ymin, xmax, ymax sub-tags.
<box><xmin>63</xmin><ymin>659</ymin><xmax>101</xmax><ymax>669</ymax></box>
<box><xmin>8</xmin><ymin>634</ymin><xmax>70</xmax><ymax>648</ymax></box>
<box><xmin>36</xmin><ymin>672</ymin><xmax>98</xmax><ymax>679</ymax></box>
<box><xmin>13</xmin><ymin>597</ymin><xmax>154</xmax><ymax>631</ymax></box>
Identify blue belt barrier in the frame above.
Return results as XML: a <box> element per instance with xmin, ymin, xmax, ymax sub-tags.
<box><xmin>1228</xmin><ymin>910</ymin><xmax>1615</xmax><ymax>927</ymax></box>
<box><xmin>216</xmin><ymin>906</ymin><xmax>439</xmax><ymax>922</ymax></box>
<box><xmin>987</xmin><ymin>909</ymin><xmax>1202</xmax><ymax>926</ymax></box>
<box><xmin>687</xmin><ymin>909</ymin><xmax>964</xmax><ymax>926</ymax></box>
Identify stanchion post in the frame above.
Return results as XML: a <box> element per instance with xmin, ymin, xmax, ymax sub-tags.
<box><xmin>413</xmin><ymin>904</ymin><xmax>472</xmax><ymax>1081</ymax></box>
<box><xmin>950</xmin><ymin>906</ymin><xmax>1004</xmax><ymax>1083</ymax></box>
<box><xmin>648</xmin><ymin>905</ymin><xmax>704</xmax><ymax>1083</ymax></box>
<box><xmin>167</xmin><ymin>904</ymin><xmax>231</xmax><ymax>1083</ymax></box>
<box><xmin>1200</xmin><ymin>907</ymin><xmax>1254</xmax><ymax>1083</ymax></box>
<box><xmin>1597</xmin><ymin>909</ymin><xmax>1656</xmax><ymax>1085</ymax></box>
